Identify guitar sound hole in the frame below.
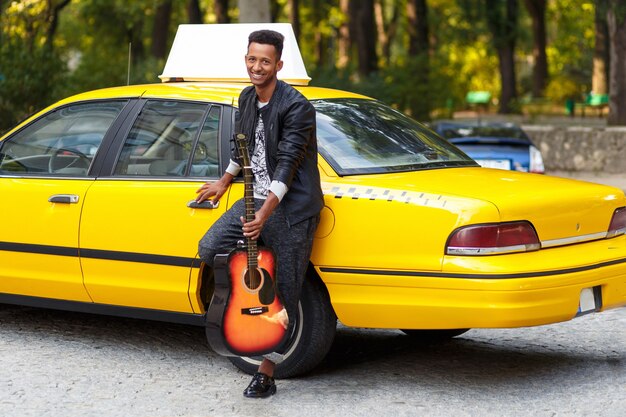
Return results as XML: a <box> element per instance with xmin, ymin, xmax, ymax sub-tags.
<box><xmin>244</xmin><ymin>268</ymin><xmax>262</xmax><ymax>291</ymax></box>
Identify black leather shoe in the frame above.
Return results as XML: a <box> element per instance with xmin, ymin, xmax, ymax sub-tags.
<box><xmin>243</xmin><ymin>372</ymin><xmax>277</xmax><ymax>398</ymax></box>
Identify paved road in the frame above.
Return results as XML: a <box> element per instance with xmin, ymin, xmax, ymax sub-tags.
<box><xmin>0</xmin><ymin>303</ymin><xmax>624</xmax><ymax>417</ymax></box>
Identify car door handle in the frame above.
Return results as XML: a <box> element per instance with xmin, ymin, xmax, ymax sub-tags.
<box><xmin>49</xmin><ymin>194</ymin><xmax>80</xmax><ymax>204</ymax></box>
<box><xmin>187</xmin><ymin>200</ymin><xmax>219</xmax><ymax>209</ymax></box>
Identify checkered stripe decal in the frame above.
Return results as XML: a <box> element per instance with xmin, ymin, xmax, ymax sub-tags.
<box><xmin>322</xmin><ymin>184</ymin><xmax>448</xmax><ymax>208</ymax></box>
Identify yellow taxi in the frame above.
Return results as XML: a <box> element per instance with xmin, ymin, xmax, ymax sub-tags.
<box><xmin>1</xmin><ymin>24</ymin><xmax>625</xmax><ymax>377</ymax></box>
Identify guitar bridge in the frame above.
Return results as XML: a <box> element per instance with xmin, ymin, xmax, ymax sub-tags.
<box><xmin>241</xmin><ymin>306</ymin><xmax>269</xmax><ymax>316</ymax></box>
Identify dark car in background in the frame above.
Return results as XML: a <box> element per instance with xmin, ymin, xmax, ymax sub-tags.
<box><xmin>432</xmin><ymin>121</ymin><xmax>545</xmax><ymax>173</ymax></box>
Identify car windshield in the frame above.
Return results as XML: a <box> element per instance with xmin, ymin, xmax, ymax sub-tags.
<box><xmin>313</xmin><ymin>99</ymin><xmax>476</xmax><ymax>176</ymax></box>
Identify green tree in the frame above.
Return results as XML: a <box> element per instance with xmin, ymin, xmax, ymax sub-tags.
<box><xmin>1</xmin><ymin>0</ymin><xmax>622</xmax><ymax>131</ymax></box>
<box><xmin>0</xmin><ymin>0</ymin><xmax>69</xmax><ymax>132</ymax></box>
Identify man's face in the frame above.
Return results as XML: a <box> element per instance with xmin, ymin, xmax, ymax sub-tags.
<box><xmin>245</xmin><ymin>42</ymin><xmax>283</xmax><ymax>88</ymax></box>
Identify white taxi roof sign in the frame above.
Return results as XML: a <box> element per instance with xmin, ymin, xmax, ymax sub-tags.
<box><xmin>159</xmin><ymin>23</ymin><xmax>311</xmax><ymax>85</ymax></box>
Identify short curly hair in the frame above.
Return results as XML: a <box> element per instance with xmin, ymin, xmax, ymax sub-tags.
<box><xmin>248</xmin><ymin>30</ymin><xmax>284</xmax><ymax>60</ymax></box>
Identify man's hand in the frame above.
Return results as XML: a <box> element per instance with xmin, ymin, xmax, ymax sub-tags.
<box><xmin>240</xmin><ymin>193</ymin><xmax>280</xmax><ymax>241</ymax></box>
<box><xmin>195</xmin><ymin>174</ymin><xmax>233</xmax><ymax>204</ymax></box>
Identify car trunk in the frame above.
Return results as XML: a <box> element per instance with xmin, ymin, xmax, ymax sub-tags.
<box><xmin>330</xmin><ymin>166</ymin><xmax>625</xmax><ymax>247</ymax></box>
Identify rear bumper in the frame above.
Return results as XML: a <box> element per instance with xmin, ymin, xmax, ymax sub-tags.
<box><xmin>317</xmin><ymin>248</ymin><xmax>626</xmax><ymax>330</ymax></box>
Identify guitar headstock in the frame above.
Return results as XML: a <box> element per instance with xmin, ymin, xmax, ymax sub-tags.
<box><xmin>234</xmin><ymin>133</ymin><xmax>251</xmax><ymax>166</ymax></box>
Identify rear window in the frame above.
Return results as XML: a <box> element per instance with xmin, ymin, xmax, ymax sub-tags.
<box><xmin>313</xmin><ymin>99</ymin><xmax>475</xmax><ymax>176</ymax></box>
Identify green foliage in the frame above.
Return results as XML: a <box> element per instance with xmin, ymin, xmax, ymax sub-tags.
<box><xmin>0</xmin><ymin>0</ymin><xmax>67</xmax><ymax>133</ymax></box>
<box><xmin>58</xmin><ymin>0</ymin><xmax>159</xmax><ymax>93</ymax></box>
<box><xmin>544</xmin><ymin>75</ymin><xmax>583</xmax><ymax>101</ymax></box>
<box><xmin>546</xmin><ymin>1</ymin><xmax>595</xmax><ymax>91</ymax></box>
<box><xmin>0</xmin><ymin>0</ymin><xmax>612</xmax><ymax>132</ymax></box>
<box><xmin>312</xmin><ymin>54</ymin><xmax>456</xmax><ymax>123</ymax></box>
<box><xmin>0</xmin><ymin>42</ymin><xmax>66</xmax><ymax>132</ymax></box>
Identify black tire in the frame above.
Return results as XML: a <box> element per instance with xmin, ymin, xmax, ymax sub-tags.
<box><xmin>228</xmin><ymin>272</ymin><xmax>337</xmax><ymax>378</ymax></box>
<box><xmin>400</xmin><ymin>328</ymin><xmax>470</xmax><ymax>341</ymax></box>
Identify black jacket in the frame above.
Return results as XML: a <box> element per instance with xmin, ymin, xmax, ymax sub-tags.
<box><xmin>234</xmin><ymin>80</ymin><xmax>324</xmax><ymax>226</ymax></box>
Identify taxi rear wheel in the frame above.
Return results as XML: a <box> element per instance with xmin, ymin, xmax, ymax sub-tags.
<box><xmin>400</xmin><ymin>328</ymin><xmax>469</xmax><ymax>340</ymax></box>
<box><xmin>228</xmin><ymin>272</ymin><xmax>337</xmax><ymax>378</ymax></box>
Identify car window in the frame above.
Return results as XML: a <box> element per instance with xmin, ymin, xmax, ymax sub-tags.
<box><xmin>0</xmin><ymin>101</ymin><xmax>128</xmax><ymax>176</ymax></box>
<box><xmin>114</xmin><ymin>100</ymin><xmax>213</xmax><ymax>177</ymax></box>
<box><xmin>189</xmin><ymin>105</ymin><xmax>221</xmax><ymax>178</ymax></box>
<box><xmin>313</xmin><ymin>99</ymin><xmax>476</xmax><ymax>176</ymax></box>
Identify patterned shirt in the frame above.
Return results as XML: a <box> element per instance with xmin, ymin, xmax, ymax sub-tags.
<box><xmin>251</xmin><ymin>114</ymin><xmax>271</xmax><ymax>198</ymax></box>
<box><xmin>225</xmin><ymin>100</ymin><xmax>288</xmax><ymax>201</ymax></box>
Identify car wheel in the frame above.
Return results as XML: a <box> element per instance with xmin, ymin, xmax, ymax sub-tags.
<box><xmin>228</xmin><ymin>272</ymin><xmax>337</xmax><ymax>378</ymax></box>
<box><xmin>400</xmin><ymin>328</ymin><xmax>469</xmax><ymax>341</ymax></box>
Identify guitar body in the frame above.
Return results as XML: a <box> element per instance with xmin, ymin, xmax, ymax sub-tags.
<box><xmin>206</xmin><ymin>132</ymin><xmax>288</xmax><ymax>357</ymax></box>
<box><xmin>206</xmin><ymin>247</ymin><xmax>289</xmax><ymax>357</ymax></box>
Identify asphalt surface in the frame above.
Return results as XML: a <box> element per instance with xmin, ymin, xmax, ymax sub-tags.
<box><xmin>0</xmin><ymin>303</ymin><xmax>624</xmax><ymax>417</ymax></box>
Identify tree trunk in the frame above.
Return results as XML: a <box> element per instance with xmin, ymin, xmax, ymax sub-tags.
<box><xmin>312</xmin><ymin>0</ymin><xmax>328</xmax><ymax>68</ymax></box>
<box><xmin>215</xmin><ymin>0</ymin><xmax>230</xmax><ymax>23</ymax></box>
<box><xmin>523</xmin><ymin>0</ymin><xmax>548</xmax><ymax>97</ymax></box>
<box><xmin>607</xmin><ymin>1</ymin><xmax>626</xmax><ymax>125</ymax></box>
<box><xmin>407</xmin><ymin>0</ymin><xmax>429</xmax><ymax>56</ymax></box>
<box><xmin>289</xmin><ymin>0</ymin><xmax>300</xmax><ymax>42</ymax></box>
<box><xmin>152</xmin><ymin>0</ymin><xmax>172</xmax><ymax>59</ymax></box>
<box><xmin>187</xmin><ymin>0</ymin><xmax>203</xmax><ymax>24</ymax></box>
<box><xmin>375</xmin><ymin>0</ymin><xmax>400</xmax><ymax>65</ymax></box>
<box><xmin>128</xmin><ymin>21</ymin><xmax>145</xmax><ymax>64</ymax></box>
<box><xmin>349</xmin><ymin>0</ymin><xmax>377</xmax><ymax>76</ymax></box>
<box><xmin>406</xmin><ymin>0</ymin><xmax>430</xmax><ymax>120</ymax></box>
<box><xmin>44</xmin><ymin>0</ymin><xmax>72</xmax><ymax>51</ymax></box>
<box><xmin>497</xmin><ymin>45</ymin><xmax>517</xmax><ymax>113</ymax></box>
<box><xmin>593</xmin><ymin>0</ymin><xmax>610</xmax><ymax>94</ymax></box>
<box><xmin>337</xmin><ymin>0</ymin><xmax>350</xmax><ymax>69</ymax></box>
<box><xmin>238</xmin><ymin>0</ymin><xmax>271</xmax><ymax>23</ymax></box>
<box><xmin>270</xmin><ymin>0</ymin><xmax>279</xmax><ymax>22</ymax></box>
<box><xmin>486</xmin><ymin>0</ymin><xmax>519</xmax><ymax>114</ymax></box>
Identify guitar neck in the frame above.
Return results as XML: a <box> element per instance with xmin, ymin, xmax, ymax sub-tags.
<box><xmin>243</xmin><ymin>165</ymin><xmax>258</xmax><ymax>270</ymax></box>
<box><xmin>235</xmin><ymin>133</ymin><xmax>259</xmax><ymax>271</ymax></box>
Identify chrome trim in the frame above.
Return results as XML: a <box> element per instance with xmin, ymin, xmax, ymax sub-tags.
<box><xmin>449</xmin><ymin>231</ymin><xmax>617</xmax><ymax>256</ymax></box>
<box><xmin>540</xmin><ymin>232</ymin><xmax>608</xmax><ymax>248</ymax></box>
<box><xmin>0</xmin><ymin>174</ymin><xmax>94</xmax><ymax>180</ymax></box>
<box><xmin>447</xmin><ymin>243</ymin><xmax>540</xmax><ymax>256</ymax></box>
<box><xmin>95</xmin><ymin>176</ymin><xmax>216</xmax><ymax>183</ymax></box>
<box><xmin>606</xmin><ymin>227</ymin><xmax>626</xmax><ymax>238</ymax></box>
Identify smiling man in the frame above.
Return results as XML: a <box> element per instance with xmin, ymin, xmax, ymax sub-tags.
<box><xmin>196</xmin><ymin>29</ymin><xmax>323</xmax><ymax>398</ymax></box>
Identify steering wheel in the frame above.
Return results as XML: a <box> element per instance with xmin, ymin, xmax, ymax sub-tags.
<box><xmin>48</xmin><ymin>148</ymin><xmax>91</xmax><ymax>173</ymax></box>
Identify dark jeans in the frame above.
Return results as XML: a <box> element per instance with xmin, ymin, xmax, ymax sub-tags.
<box><xmin>198</xmin><ymin>198</ymin><xmax>319</xmax><ymax>359</ymax></box>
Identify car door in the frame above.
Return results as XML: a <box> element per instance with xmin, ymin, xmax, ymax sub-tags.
<box><xmin>0</xmin><ymin>100</ymin><xmax>131</xmax><ymax>301</ymax></box>
<box><xmin>79</xmin><ymin>100</ymin><xmax>232</xmax><ymax>314</ymax></box>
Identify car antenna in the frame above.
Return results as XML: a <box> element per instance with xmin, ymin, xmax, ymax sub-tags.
<box><xmin>127</xmin><ymin>42</ymin><xmax>132</xmax><ymax>85</ymax></box>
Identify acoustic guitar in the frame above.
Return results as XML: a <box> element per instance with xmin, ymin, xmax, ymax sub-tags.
<box><xmin>205</xmin><ymin>133</ymin><xmax>289</xmax><ymax>357</ymax></box>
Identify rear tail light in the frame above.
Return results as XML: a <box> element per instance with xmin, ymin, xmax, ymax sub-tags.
<box><xmin>607</xmin><ymin>207</ymin><xmax>626</xmax><ymax>238</ymax></box>
<box><xmin>446</xmin><ymin>221</ymin><xmax>541</xmax><ymax>255</ymax></box>
<box><xmin>529</xmin><ymin>145</ymin><xmax>545</xmax><ymax>174</ymax></box>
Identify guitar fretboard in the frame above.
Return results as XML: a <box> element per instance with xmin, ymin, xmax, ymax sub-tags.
<box><xmin>243</xmin><ymin>165</ymin><xmax>258</xmax><ymax>271</ymax></box>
